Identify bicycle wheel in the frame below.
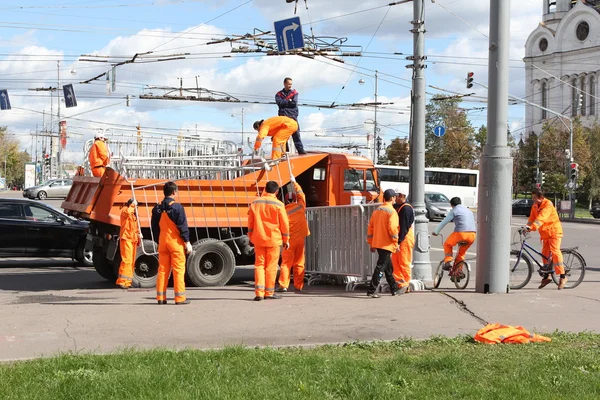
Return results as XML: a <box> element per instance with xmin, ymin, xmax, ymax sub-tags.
<box><xmin>552</xmin><ymin>250</ymin><xmax>586</xmax><ymax>289</ymax></box>
<box><xmin>433</xmin><ymin>261</ymin><xmax>444</xmax><ymax>289</ymax></box>
<box><xmin>453</xmin><ymin>261</ymin><xmax>470</xmax><ymax>290</ymax></box>
<box><xmin>509</xmin><ymin>250</ymin><xmax>533</xmax><ymax>290</ymax></box>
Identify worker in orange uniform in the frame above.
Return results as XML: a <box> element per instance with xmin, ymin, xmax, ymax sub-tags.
<box><xmin>248</xmin><ymin>180</ymin><xmax>290</xmax><ymax>301</ymax></box>
<box><xmin>277</xmin><ymin>176</ymin><xmax>309</xmax><ymax>293</ymax></box>
<box><xmin>116</xmin><ymin>198</ymin><xmax>140</xmax><ymax>289</ymax></box>
<box><xmin>432</xmin><ymin>197</ymin><xmax>476</xmax><ymax>283</ymax></box>
<box><xmin>525</xmin><ymin>187</ymin><xmax>566</xmax><ymax>289</ymax></box>
<box><xmin>151</xmin><ymin>181</ymin><xmax>193</xmax><ymax>305</ymax></box>
<box><xmin>252</xmin><ymin>116</ymin><xmax>300</xmax><ymax>159</ymax></box>
<box><xmin>391</xmin><ymin>189</ymin><xmax>414</xmax><ymax>294</ymax></box>
<box><xmin>366</xmin><ymin>189</ymin><xmax>400</xmax><ymax>298</ymax></box>
<box><xmin>89</xmin><ymin>131</ymin><xmax>110</xmax><ymax>177</ymax></box>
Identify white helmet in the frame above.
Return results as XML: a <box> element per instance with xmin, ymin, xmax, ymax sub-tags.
<box><xmin>95</xmin><ymin>130</ymin><xmax>106</xmax><ymax>140</ymax></box>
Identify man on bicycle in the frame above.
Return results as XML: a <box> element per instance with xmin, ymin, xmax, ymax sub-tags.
<box><xmin>525</xmin><ymin>188</ymin><xmax>566</xmax><ymax>289</ymax></box>
<box><xmin>432</xmin><ymin>197</ymin><xmax>476</xmax><ymax>278</ymax></box>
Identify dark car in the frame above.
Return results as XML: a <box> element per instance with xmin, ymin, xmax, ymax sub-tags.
<box><xmin>512</xmin><ymin>199</ymin><xmax>534</xmax><ymax>217</ymax></box>
<box><xmin>0</xmin><ymin>198</ymin><xmax>92</xmax><ymax>266</ymax></box>
<box><xmin>591</xmin><ymin>203</ymin><xmax>600</xmax><ymax>219</ymax></box>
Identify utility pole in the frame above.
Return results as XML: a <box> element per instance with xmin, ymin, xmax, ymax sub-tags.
<box><xmin>57</xmin><ymin>60</ymin><xmax>62</xmax><ymax>179</ymax></box>
<box><xmin>475</xmin><ymin>0</ymin><xmax>512</xmax><ymax>293</ymax></box>
<box><xmin>536</xmin><ymin>133</ymin><xmax>540</xmax><ymax>185</ymax></box>
<box><xmin>373</xmin><ymin>70</ymin><xmax>378</xmax><ymax>163</ymax></box>
<box><xmin>409</xmin><ymin>0</ymin><xmax>432</xmax><ymax>281</ymax></box>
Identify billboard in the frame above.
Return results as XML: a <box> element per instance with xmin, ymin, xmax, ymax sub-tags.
<box><xmin>24</xmin><ymin>162</ymin><xmax>36</xmax><ymax>189</ymax></box>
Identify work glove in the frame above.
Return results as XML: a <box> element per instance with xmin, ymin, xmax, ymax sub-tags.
<box><xmin>290</xmin><ymin>175</ymin><xmax>296</xmax><ymax>183</ymax></box>
<box><xmin>283</xmin><ymin>242</ymin><xmax>290</xmax><ymax>250</ymax></box>
<box><xmin>185</xmin><ymin>242</ymin><xmax>193</xmax><ymax>254</ymax></box>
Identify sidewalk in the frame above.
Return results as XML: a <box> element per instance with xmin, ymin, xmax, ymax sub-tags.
<box><xmin>1</xmin><ymin>268</ymin><xmax>598</xmax><ymax>361</ymax></box>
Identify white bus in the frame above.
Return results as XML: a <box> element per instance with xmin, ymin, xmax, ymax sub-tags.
<box><xmin>376</xmin><ymin>165</ymin><xmax>479</xmax><ymax>207</ymax></box>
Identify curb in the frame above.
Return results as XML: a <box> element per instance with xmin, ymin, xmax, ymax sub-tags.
<box><xmin>560</xmin><ymin>217</ymin><xmax>600</xmax><ymax>225</ymax></box>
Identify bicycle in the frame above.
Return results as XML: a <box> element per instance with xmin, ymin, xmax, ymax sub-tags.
<box><xmin>432</xmin><ymin>234</ymin><xmax>472</xmax><ymax>290</ymax></box>
<box><xmin>509</xmin><ymin>228</ymin><xmax>586</xmax><ymax>290</ymax></box>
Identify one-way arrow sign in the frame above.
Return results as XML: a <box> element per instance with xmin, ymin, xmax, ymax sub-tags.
<box><xmin>274</xmin><ymin>17</ymin><xmax>304</xmax><ymax>52</ymax></box>
<box><xmin>63</xmin><ymin>84</ymin><xmax>78</xmax><ymax>108</ymax></box>
<box><xmin>0</xmin><ymin>89</ymin><xmax>11</xmax><ymax>110</ymax></box>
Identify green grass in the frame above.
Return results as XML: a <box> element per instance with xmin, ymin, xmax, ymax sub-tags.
<box><xmin>2</xmin><ymin>333</ymin><xmax>600</xmax><ymax>400</ymax></box>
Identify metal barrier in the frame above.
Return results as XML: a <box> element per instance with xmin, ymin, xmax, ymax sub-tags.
<box><xmin>305</xmin><ymin>204</ymin><xmax>379</xmax><ymax>290</ymax></box>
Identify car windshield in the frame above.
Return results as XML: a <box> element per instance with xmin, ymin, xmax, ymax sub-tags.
<box><xmin>426</xmin><ymin>193</ymin><xmax>450</xmax><ymax>203</ymax></box>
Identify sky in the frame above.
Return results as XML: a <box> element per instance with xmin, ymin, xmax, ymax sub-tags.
<box><xmin>0</xmin><ymin>0</ymin><xmax>545</xmax><ymax>163</ymax></box>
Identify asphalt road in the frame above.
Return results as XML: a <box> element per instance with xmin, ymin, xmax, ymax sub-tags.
<box><xmin>1</xmin><ymin>189</ymin><xmax>599</xmax><ymax>360</ymax></box>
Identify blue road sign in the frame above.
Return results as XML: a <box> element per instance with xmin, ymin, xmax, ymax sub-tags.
<box><xmin>63</xmin><ymin>84</ymin><xmax>78</xmax><ymax>108</ymax></box>
<box><xmin>433</xmin><ymin>125</ymin><xmax>446</xmax><ymax>137</ymax></box>
<box><xmin>274</xmin><ymin>17</ymin><xmax>304</xmax><ymax>52</ymax></box>
<box><xmin>0</xmin><ymin>89</ymin><xmax>11</xmax><ymax>110</ymax></box>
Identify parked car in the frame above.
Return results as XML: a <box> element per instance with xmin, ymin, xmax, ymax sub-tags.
<box><xmin>424</xmin><ymin>192</ymin><xmax>452</xmax><ymax>221</ymax></box>
<box><xmin>591</xmin><ymin>202</ymin><xmax>600</xmax><ymax>219</ymax></box>
<box><xmin>22</xmin><ymin>179</ymin><xmax>73</xmax><ymax>200</ymax></box>
<box><xmin>512</xmin><ymin>198</ymin><xmax>534</xmax><ymax>217</ymax></box>
<box><xmin>0</xmin><ymin>198</ymin><xmax>92</xmax><ymax>266</ymax></box>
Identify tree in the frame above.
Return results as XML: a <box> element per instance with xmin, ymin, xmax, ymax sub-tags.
<box><xmin>0</xmin><ymin>126</ymin><xmax>30</xmax><ymax>188</ymax></box>
<box><xmin>425</xmin><ymin>97</ymin><xmax>476</xmax><ymax>169</ymax></box>
<box><xmin>382</xmin><ymin>137</ymin><xmax>409</xmax><ymax>166</ymax></box>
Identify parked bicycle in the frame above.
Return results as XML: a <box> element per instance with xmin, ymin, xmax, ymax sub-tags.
<box><xmin>432</xmin><ymin>234</ymin><xmax>471</xmax><ymax>290</ymax></box>
<box><xmin>509</xmin><ymin>228</ymin><xmax>586</xmax><ymax>290</ymax></box>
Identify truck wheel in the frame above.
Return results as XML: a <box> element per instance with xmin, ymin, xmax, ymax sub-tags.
<box><xmin>186</xmin><ymin>238</ymin><xmax>235</xmax><ymax>287</ymax></box>
<box><xmin>133</xmin><ymin>240</ymin><xmax>159</xmax><ymax>288</ymax></box>
<box><xmin>93</xmin><ymin>246</ymin><xmax>116</xmax><ymax>281</ymax></box>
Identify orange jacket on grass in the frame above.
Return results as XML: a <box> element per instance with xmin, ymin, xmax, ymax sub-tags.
<box><xmin>367</xmin><ymin>202</ymin><xmax>399</xmax><ymax>252</ymax></box>
<box><xmin>120</xmin><ymin>204</ymin><xmax>140</xmax><ymax>244</ymax></box>
<box><xmin>286</xmin><ymin>182</ymin><xmax>310</xmax><ymax>241</ymax></box>
<box><xmin>527</xmin><ymin>198</ymin><xmax>563</xmax><ymax>240</ymax></box>
<box><xmin>89</xmin><ymin>139</ymin><xmax>110</xmax><ymax>169</ymax></box>
<box><xmin>248</xmin><ymin>192</ymin><xmax>290</xmax><ymax>247</ymax></box>
<box><xmin>474</xmin><ymin>323</ymin><xmax>551</xmax><ymax>344</ymax></box>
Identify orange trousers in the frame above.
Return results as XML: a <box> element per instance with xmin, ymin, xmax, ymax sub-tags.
<box><xmin>271</xmin><ymin>131</ymin><xmax>294</xmax><ymax>159</ymax></box>
<box><xmin>542</xmin><ymin>237</ymin><xmax>564</xmax><ymax>275</ymax></box>
<box><xmin>444</xmin><ymin>232</ymin><xmax>476</xmax><ymax>264</ymax></box>
<box><xmin>278</xmin><ymin>239</ymin><xmax>305</xmax><ymax>290</ymax></box>
<box><xmin>116</xmin><ymin>239</ymin><xmax>136</xmax><ymax>287</ymax></box>
<box><xmin>254</xmin><ymin>246</ymin><xmax>280</xmax><ymax>297</ymax></box>
<box><xmin>392</xmin><ymin>229</ymin><xmax>414</xmax><ymax>288</ymax></box>
<box><xmin>156</xmin><ymin>244</ymin><xmax>187</xmax><ymax>303</ymax></box>
<box><xmin>91</xmin><ymin>166</ymin><xmax>105</xmax><ymax>177</ymax></box>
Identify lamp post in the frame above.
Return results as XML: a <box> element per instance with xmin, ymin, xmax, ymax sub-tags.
<box><xmin>359</xmin><ymin>70</ymin><xmax>379</xmax><ymax>162</ymax></box>
<box><xmin>231</xmin><ymin>108</ymin><xmax>245</xmax><ymax>150</ymax></box>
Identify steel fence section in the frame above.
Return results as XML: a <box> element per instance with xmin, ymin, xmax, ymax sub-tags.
<box><xmin>305</xmin><ymin>204</ymin><xmax>380</xmax><ymax>286</ymax></box>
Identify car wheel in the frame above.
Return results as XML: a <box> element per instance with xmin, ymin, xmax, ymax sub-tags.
<box><xmin>37</xmin><ymin>191</ymin><xmax>47</xmax><ymax>200</ymax></box>
<box><xmin>76</xmin><ymin>241</ymin><xmax>94</xmax><ymax>267</ymax></box>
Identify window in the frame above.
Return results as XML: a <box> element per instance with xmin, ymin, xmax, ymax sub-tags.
<box><xmin>572</xmin><ymin>80</ymin><xmax>578</xmax><ymax>117</ymax></box>
<box><xmin>581</xmin><ymin>78</ymin><xmax>587</xmax><ymax>116</ymax></box>
<box><xmin>312</xmin><ymin>167</ymin><xmax>326</xmax><ymax>181</ymax></box>
<box><xmin>344</xmin><ymin>169</ymin><xmax>364</xmax><ymax>191</ymax></box>
<box><xmin>541</xmin><ymin>81</ymin><xmax>548</xmax><ymax>119</ymax></box>
<box><xmin>457</xmin><ymin>173</ymin><xmax>477</xmax><ymax>187</ymax></box>
<box><xmin>0</xmin><ymin>204</ymin><xmax>21</xmax><ymax>220</ymax></box>
<box><xmin>548</xmin><ymin>1</ymin><xmax>556</xmax><ymax>13</ymax></box>
<box><xmin>426</xmin><ymin>193</ymin><xmax>450</xmax><ymax>203</ymax></box>
<box><xmin>378</xmin><ymin>168</ymin><xmax>399</xmax><ymax>182</ymax></box>
<box><xmin>23</xmin><ymin>205</ymin><xmax>59</xmax><ymax>223</ymax></box>
<box><xmin>539</xmin><ymin>38</ymin><xmax>548</xmax><ymax>52</ymax></box>
<box><xmin>576</xmin><ymin>21</ymin><xmax>590</xmax><ymax>41</ymax></box>
<box><xmin>590</xmin><ymin>76</ymin><xmax>596</xmax><ymax>115</ymax></box>
<box><xmin>365</xmin><ymin>169</ymin><xmax>378</xmax><ymax>192</ymax></box>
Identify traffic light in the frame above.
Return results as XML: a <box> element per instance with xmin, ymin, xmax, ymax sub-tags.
<box><xmin>466</xmin><ymin>72</ymin><xmax>474</xmax><ymax>89</ymax></box>
<box><xmin>578</xmin><ymin>93</ymin><xmax>584</xmax><ymax>108</ymax></box>
<box><xmin>540</xmin><ymin>171</ymin><xmax>546</xmax><ymax>186</ymax></box>
<box><xmin>44</xmin><ymin>154</ymin><xmax>50</xmax><ymax>167</ymax></box>
<box><xmin>569</xmin><ymin>163</ymin><xmax>579</xmax><ymax>181</ymax></box>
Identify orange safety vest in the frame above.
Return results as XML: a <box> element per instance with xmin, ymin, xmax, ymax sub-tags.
<box><xmin>120</xmin><ymin>204</ymin><xmax>140</xmax><ymax>243</ymax></box>
<box><xmin>367</xmin><ymin>202</ymin><xmax>399</xmax><ymax>252</ymax></box>
<box><xmin>158</xmin><ymin>200</ymin><xmax>185</xmax><ymax>251</ymax></box>
<box><xmin>248</xmin><ymin>192</ymin><xmax>290</xmax><ymax>247</ymax></box>
<box><xmin>286</xmin><ymin>182</ymin><xmax>309</xmax><ymax>240</ymax></box>
<box><xmin>89</xmin><ymin>139</ymin><xmax>109</xmax><ymax>169</ymax></box>
<box><xmin>474</xmin><ymin>323</ymin><xmax>551</xmax><ymax>344</ymax></box>
<box><xmin>527</xmin><ymin>198</ymin><xmax>563</xmax><ymax>240</ymax></box>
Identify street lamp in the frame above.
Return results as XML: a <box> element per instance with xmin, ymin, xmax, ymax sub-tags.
<box><xmin>358</xmin><ymin>70</ymin><xmax>379</xmax><ymax>162</ymax></box>
<box><xmin>231</xmin><ymin>108</ymin><xmax>245</xmax><ymax>150</ymax></box>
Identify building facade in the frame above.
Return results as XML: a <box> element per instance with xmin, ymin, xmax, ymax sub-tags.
<box><xmin>524</xmin><ymin>0</ymin><xmax>600</xmax><ymax>135</ymax></box>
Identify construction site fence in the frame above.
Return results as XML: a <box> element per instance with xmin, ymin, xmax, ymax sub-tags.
<box><xmin>305</xmin><ymin>203</ymin><xmax>380</xmax><ymax>290</ymax></box>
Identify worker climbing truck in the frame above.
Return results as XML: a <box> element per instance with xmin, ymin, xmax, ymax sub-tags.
<box><xmin>61</xmin><ymin>133</ymin><xmax>381</xmax><ymax>288</ymax></box>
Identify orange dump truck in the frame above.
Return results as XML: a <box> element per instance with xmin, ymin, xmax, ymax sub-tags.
<box><xmin>62</xmin><ymin>152</ymin><xmax>380</xmax><ymax>287</ymax></box>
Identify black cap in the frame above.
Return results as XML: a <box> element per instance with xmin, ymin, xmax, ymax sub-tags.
<box><xmin>253</xmin><ymin>120</ymin><xmax>264</xmax><ymax>130</ymax></box>
<box><xmin>383</xmin><ymin>189</ymin><xmax>397</xmax><ymax>201</ymax></box>
<box><xmin>126</xmin><ymin>198</ymin><xmax>135</xmax><ymax>206</ymax></box>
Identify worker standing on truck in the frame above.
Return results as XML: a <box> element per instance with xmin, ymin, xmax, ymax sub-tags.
<box><xmin>116</xmin><ymin>198</ymin><xmax>140</xmax><ymax>289</ymax></box>
<box><xmin>391</xmin><ymin>189</ymin><xmax>414</xmax><ymax>294</ymax></box>
<box><xmin>275</xmin><ymin>77</ymin><xmax>306</xmax><ymax>155</ymax></box>
<box><xmin>252</xmin><ymin>116</ymin><xmax>300</xmax><ymax>159</ymax></box>
<box><xmin>89</xmin><ymin>131</ymin><xmax>110</xmax><ymax>177</ymax></box>
<box><xmin>277</xmin><ymin>177</ymin><xmax>309</xmax><ymax>293</ymax></box>
<box><xmin>366</xmin><ymin>189</ymin><xmax>400</xmax><ymax>298</ymax></box>
<box><xmin>151</xmin><ymin>181</ymin><xmax>193</xmax><ymax>305</ymax></box>
<box><xmin>248</xmin><ymin>180</ymin><xmax>290</xmax><ymax>301</ymax></box>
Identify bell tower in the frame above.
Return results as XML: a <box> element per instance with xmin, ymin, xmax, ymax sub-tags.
<box><xmin>543</xmin><ymin>0</ymin><xmax>575</xmax><ymax>28</ymax></box>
